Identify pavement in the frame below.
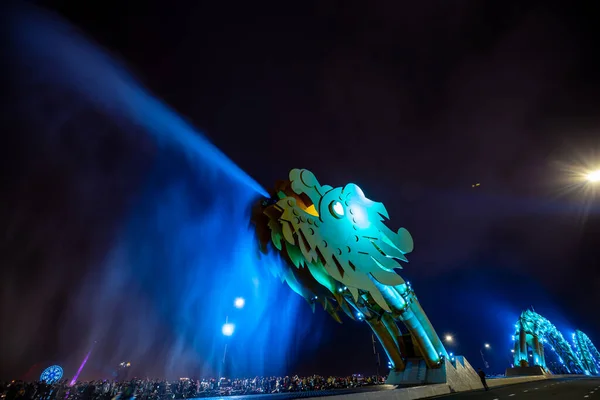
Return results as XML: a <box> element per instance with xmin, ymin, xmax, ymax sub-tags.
<box><xmin>434</xmin><ymin>377</ymin><xmax>600</xmax><ymax>400</ymax></box>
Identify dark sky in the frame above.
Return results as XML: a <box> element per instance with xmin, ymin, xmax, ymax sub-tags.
<box><xmin>1</xmin><ymin>0</ymin><xmax>599</xmax><ymax>381</ymax></box>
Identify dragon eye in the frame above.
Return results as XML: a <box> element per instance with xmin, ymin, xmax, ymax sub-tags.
<box><xmin>330</xmin><ymin>201</ymin><xmax>345</xmax><ymax>218</ymax></box>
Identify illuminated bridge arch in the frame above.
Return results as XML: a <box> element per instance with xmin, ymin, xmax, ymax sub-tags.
<box><xmin>512</xmin><ymin>310</ymin><xmax>599</xmax><ymax>375</ymax></box>
<box><xmin>573</xmin><ymin>330</ymin><xmax>600</xmax><ymax>375</ymax></box>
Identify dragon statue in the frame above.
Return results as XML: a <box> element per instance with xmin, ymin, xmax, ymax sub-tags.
<box><xmin>251</xmin><ymin>169</ymin><xmax>448</xmax><ymax>375</ymax></box>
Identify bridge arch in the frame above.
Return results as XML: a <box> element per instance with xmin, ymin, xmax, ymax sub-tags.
<box><xmin>512</xmin><ymin>310</ymin><xmax>599</xmax><ymax>375</ymax></box>
<box><xmin>573</xmin><ymin>330</ymin><xmax>600</xmax><ymax>375</ymax></box>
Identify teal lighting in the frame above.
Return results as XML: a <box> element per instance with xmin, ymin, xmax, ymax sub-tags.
<box><xmin>254</xmin><ymin>169</ymin><xmax>448</xmax><ymax>378</ymax></box>
<box><xmin>351</xmin><ymin>204</ymin><xmax>371</xmax><ymax>228</ymax></box>
<box><xmin>512</xmin><ymin>310</ymin><xmax>599</xmax><ymax>375</ymax></box>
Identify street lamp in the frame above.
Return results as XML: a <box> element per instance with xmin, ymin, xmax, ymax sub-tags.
<box><xmin>480</xmin><ymin>343</ymin><xmax>491</xmax><ymax>369</ymax></box>
<box><xmin>234</xmin><ymin>297</ymin><xmax>245</xmax><ymax>309</ymax></box>
<box><xmin>444</xmin><ymin>334</ymin><xmax>456</xmax><ymax>354</ymax></box>
<box><xmin>222</xmin><ymin>322</ymin><xmax>235</xmax><ymax>337</ymax></box>
<box><xmin>221</xmin><ymin>318</ymin><xmax>236</xmax><ymax>378</ymax></box>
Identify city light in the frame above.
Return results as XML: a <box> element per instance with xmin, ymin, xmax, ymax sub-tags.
<box><xmin>445</xmin><ymin>334</ymin><xmax>454</xmax><ymax>343</ymax></box>
<box><xmin>234</xmin><ymin>297</ymin><xmax>245</xmax><ymax>309</ymax></box>
<box><xmin>484</xmin><ymin>343</ymin><xmax>491</xmax><ymax>349</ymax></box>
<box><xmin>222</xmin><ymin>322</ymin><xmax>235</xmax><ymax>336</ymax></box>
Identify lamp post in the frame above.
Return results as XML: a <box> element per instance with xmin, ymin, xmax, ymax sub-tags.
<box><xmin>222</xmin><ymin>317</ymin><xmax>235</xmax><ymax>368</ymax></box>
<box><xmin>480</xmin><ymin>343</ymin><xmax>490</xmax><ymax>369</ymax></box>
<box><xmin>510</xmin><ymin>348</ymin><xmax>515</xmax><ymax>367</ymax></box>
<box><xmin>234</xmin><ymin>297</ymin><xmax>245</xmax><ymax>309</ymax></box>
<box><xmin>221</xmin><ymin>297</ymin><xmax>244</xmax><ymax>377</ymax></box>
<box><xmin>444</xmin><ymin>334</ymin><xmax>456</xmax><ymax>361</ymax></box>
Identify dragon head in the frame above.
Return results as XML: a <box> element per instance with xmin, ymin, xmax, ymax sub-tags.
<box><xmin>252</xmin><ymin>169</ymin><xmax>414</xmax><ymax>320</ymax></box>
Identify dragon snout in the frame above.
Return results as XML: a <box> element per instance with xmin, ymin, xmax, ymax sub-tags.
<box><xmin>260</xmin><ymin>196</ymin><xmax>278</xmax><ymax>207</ymax></box>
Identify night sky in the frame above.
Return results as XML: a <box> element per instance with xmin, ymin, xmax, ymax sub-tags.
<box><xmin>1</xmin><ymin>0</ymin><xmax>599</xmax><ymax>381</ymax></box>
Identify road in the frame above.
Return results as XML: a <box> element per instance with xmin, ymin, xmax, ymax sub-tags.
<box><xmin>198</xmin><ymin>377</ymin><xmax>600</xmax><ymax>400</ymax></box>
<box><xmin>198</xmin><ymin>384</ymin><xmax>393</xmax><ymax>400</ymax></box>
<box><xmin>435</xmin><ymin>377</ymin><xmax>600</xmax><ymax>400</ymax></box>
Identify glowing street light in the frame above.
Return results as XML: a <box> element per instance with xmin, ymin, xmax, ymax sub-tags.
<box><xmin>587</xmin><ymin>170</ymin><xmax>600</xmax><ymax>183</ymax></box>
<box><xmin>480</xmin><ymin>343</ymin><xmax>491</xmax><ymax>369</ymax></box>
<box><xmin>222</xmin><ymin>322</ymin><xmax>235</xmax><ymax>337</ymax></box>
<box><xmin>234</xmin><ymin>297</ymin><xmax>245</xmax><ymax>309</ymax></box>
<box><xmin>444</xmin><ymin>335</ymin><xmax>454</xmax><ymax>343</ymax></box>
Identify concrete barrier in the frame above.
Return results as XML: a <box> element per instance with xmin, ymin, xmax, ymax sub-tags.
<box><xmin>505</xmin><ymin>366</ymin><xmax>546</xmax><ymax>376</ymax></box>
<box><xmin>309</xmin><ymin>384</ymin><xmax>451</xmax><ymax>400</ymax></box>
<box><xmin>487</xmin><ymin>375</ymin><xmax>548</xmax><ymax>388</ymax></box>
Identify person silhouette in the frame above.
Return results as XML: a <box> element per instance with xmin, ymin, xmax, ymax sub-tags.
<box><xmin>477</xmin><ymin>368</ymin><xmax>489</xmax><ymax>391</ymax></box>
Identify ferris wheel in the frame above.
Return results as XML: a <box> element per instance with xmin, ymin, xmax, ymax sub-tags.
<box><xmin>40</xmin><ymin>365</ymin><xmax>63</xmax><ymax>384</ymax></box>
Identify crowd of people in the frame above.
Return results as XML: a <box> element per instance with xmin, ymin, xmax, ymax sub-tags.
<box><xmin>0</xmin><ymin>375</ymin><xmax>385</xmax><ymax>400</ymax></box>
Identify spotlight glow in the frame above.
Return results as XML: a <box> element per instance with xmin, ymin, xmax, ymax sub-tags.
<box><xmin>551</xmin><ymin>152</ymin><xmax>600</xmax><ymax>215</ymax></box>
<box><xmin>587</xmin><ymin>170</ymin><xmax>600</xmax><ymax>183</ymax></box>
<box><xmin>484</xmin><ymin>343</ymin><xmax>491</xmax><ymax>349</ymax></box>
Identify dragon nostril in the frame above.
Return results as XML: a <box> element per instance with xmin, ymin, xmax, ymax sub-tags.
<box><xmin>261</xmin><ymin>197</ymin><xmax>278</xmax><ymax>207</ymax></box>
